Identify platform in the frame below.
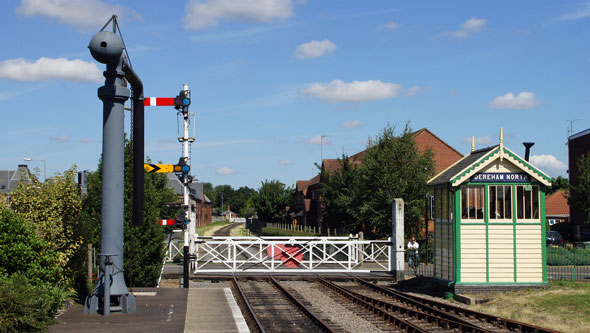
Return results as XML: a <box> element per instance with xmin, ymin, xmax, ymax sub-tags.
<box><xmin>50</xmin><ymin>286</ymin><xmax>249</xmax><ymax>333</ymax></box>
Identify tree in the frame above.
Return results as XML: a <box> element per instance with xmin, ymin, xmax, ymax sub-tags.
<box><xmin>82</xmin><ymin>139</ymin><xmax>177</xmax><ymax>287</ymax></box>
<box><xmin>0</xmin><ymin>208</ymin><xmax>62</xmax><ymax>286</ymax></box>
<box><xmin>215</xmin><ymin>185</ymin><xmax>234</xmax><ymax>211</ymax></box>
<box><xmin>254</xmin><ymin>180</ymin><xmax>292</xmax><ymax>223</ymax></box>
<box><xmin>9</xmin><ymin>168</ymin><xmax>86</xmax><ymax>288</ymax></box>
<box><xmin>546</xmin><ymin>176</ymin><xmax>569</xmax><ymax>195</ymax></box>
<box><xmin>319</xmin><ymin>154</ymin><xmax>361</xmax><ymax>234</ymax></box>
<box><xmin>569</xmin><ymin>154</ymin><xmax>590</xmax><ymax>223</ymax></box>
<box><xmin>354</xmin><ymin>124</ymin><xmax>435</xmax><ymax>238</ymax></box>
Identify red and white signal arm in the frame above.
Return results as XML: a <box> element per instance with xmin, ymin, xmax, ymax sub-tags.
<box><xmin>144</xmin><ymin>97</ymin><xmax>175</xmax><ymax>107</ymax></box>
<box><xmin>159</xmin><ymin>219</ymin><xmax>175</xmax><ymax>226</ymax></box>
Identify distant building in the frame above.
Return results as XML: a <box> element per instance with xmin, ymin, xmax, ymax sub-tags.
<box><xmin>290</xmin><ymin>128</ymin><xmax>464</xmax><ymax>231</ymax></box>
<box><xmin>545</xmin><ymin>190</ymin><xmax>569</xmax><ymax>225</ymax></box>
<box><xmin>567</xmin><ymin>128</ymin><xmax>590</xmax><ymax>224</ymax></box>
<box><xmin>166</xmin><ymin>174</ymin><xmax>212</xmax><ymax>226</ymax></box>
<box><xmin>0</xmin><ymin>165</ymin><xmax>32</xmax><ymax>204</ymax></box>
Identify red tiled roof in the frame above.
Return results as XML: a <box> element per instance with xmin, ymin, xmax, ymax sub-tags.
<box><xmin>546</xmin><ymin>190</ymin><xmax>569</xmax><ymax>216</ymax></box>
<box><xmin>319</xmin><ymin>127</ymin><xmax>463</xmax><ymax>176</ymax></box>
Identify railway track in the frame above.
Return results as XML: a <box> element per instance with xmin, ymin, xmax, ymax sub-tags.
<box><xmin>319</xmin><ymin>276</ymin><xmax>558</xmax><ymax>333</ymax></box>
<box><xmin>231</xmin><ymin>275</ymin><xmax>558</xmax><ymax>332</ymax></box>
<box><xmin>231</xmin><ymin>275</ymin><xmax>341</xmax><ymax>332</ymax></box>
<box><xmin>213</xmin><ymin>222</ymin><xmax>243</xmax><ymax>236</ymax></box>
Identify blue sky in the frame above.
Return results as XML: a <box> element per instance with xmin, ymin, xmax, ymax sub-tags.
<box><xmin>1</xmin><ymin>0</ymin><xmax>589</xmax><ymax>189</ymax></box>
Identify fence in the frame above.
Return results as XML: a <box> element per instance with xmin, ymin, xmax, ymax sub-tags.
<box><xmin>193</xmin><ymin>235</ymin><xmax>391</xmax><ymax>273</ymax></box>
<box><xmin>265</xmin><ymin>222</ymin><xmax>342</xmax><ymax>236</ymax></box>
<box><xmin>403</xmin><ymin>243</ymin><xmax>590</xmax><ymax>282</ymax></box>
<box><xmin>547</xmin><ymin>245</ymin><xmax>590</xmax><ymax>281</ymax></box>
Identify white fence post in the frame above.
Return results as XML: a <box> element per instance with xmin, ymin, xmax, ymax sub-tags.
<box><xmin>390</xmin><ymin>198</ymin><xmax>405</xmax><ymax>280</ymax></box>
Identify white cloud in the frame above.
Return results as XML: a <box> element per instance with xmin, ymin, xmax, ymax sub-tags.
<box><xmin>299</xmin><ymin>135</ymin><xmax>331</xmax><ymax>145</ymax></box>
<box><xmin>530</xmin><ymin>154</ymin><xmax>567</xmax><ymax>176</ymax></box>
<box><xmin>16</xmin><ymin>0</ymin><xmax>141</xmax><ymax>29</ymax></box>
<box><xmin>295</xmin><ymin>39</ymin><xmax>337</xmax><ymax>59</ymax></box>
<box><xmin>51</xmin><ymin>134</ymin><xmax>69</xmax><ymax>143</ymax></box>
<box><xmin>407</xmin><ymin>86</ymin><xmax>420</xmax><ymax>96</ymax></box>
<box><xmin>342</xmin><ymin>120</ymin><xmax>363</xmax><ymax>128</ymax></box>
<box><xmin>489</xmin><ymin>91</ymin><xmax>541</xmax><ymax>110</ymax></box>
<box><xmin>184</xmin><ymin>0</ymin><xmax>294</xmax><ymax>30</ymax></box>
<box><xmin>279</xmin><ymin>159</ymin><xmax>292</xmax><ymax>165</ymax></box>
<box><xmin>300</xmin><ymin>79</ymin><xmax>402</xmax><ymax>102</ymax></box>
<box><xmin>216</xmin><ymin>166</ymin><xmax>234</xmax><ymax>175</ymax></box>
<box><xmin>0</xmin><ymin>57</ymin><xmax>103</xmax><ymax>83</ymax></box>
<box><xmin>554</xmin><ymin>3</ymin><xmax>590</xmax><ymax>21</ymax></box>
<box><xmin>377</xmin><ymin>20</ymin><xmax>402</xmax><ymax>31</ymax></box>
<box><xmin>80</xmin><ymin>137</ymin><xmax>91</xmax><ymax>143</ymax></box>
<box><xmin>444</xmin><ymin>17</ymin><xmax>486</xmax><ymax>38</ymax></box>
<box><xmin>461</xmin><ymin>136</ymin><xmax>491</xmax><ymax>145</ymax></box>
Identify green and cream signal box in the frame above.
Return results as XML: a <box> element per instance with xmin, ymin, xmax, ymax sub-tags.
<box><xmin>427</xmin><ymin>131</ymin><xmax>551</xmax><ymax>292</ymax></box>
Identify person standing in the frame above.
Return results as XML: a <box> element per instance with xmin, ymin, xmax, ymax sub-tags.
<box><xmin>407</xmin><ymin>237</ymin><xmax>419</xmax><ymax>274</ymax></box>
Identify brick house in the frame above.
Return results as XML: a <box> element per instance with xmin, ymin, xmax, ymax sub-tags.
<box><xmin>290</xmin><ymin>128</ymin><xmax>463</xmax><ymax>230</ymax></box>
<box><xmin>545</xmin><ymin>190</ymin><xmax>569</xmax><ymax>226</ymax></box>
<box><xmin>568</xmin><ymin>128</ymin><xmax>590</xmax><ymax>224</ymax></box>
<box><xmin>166</xmin><ymin>174</ymin><xmax>212</xmax><ymax>226</ymax></box>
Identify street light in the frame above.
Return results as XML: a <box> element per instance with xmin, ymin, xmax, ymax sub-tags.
<box><xmin>23</xmin><ymin>158</ymin><xmax>46</xmax><ymax>182</ymax></box>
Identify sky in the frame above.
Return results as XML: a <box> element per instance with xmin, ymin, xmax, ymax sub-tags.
<box><xmin>0</xmin><ymin>0</ymin><xmax>589</xmax><ymax>189</ymax></box>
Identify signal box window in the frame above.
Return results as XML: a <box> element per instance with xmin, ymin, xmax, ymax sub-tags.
<box><xmin>516</xmin><ymin>185</ymin><xmax>539</xmax><ymax>220</ymax></box>
<box><xmin>461</xmin><ymin>186</ymin><xmax>484</xmax><ymax>220</ymax></box>
<box><xmin>489</xmin><ymin>185</ymin><xmax>512</xmax><ymax>220</ymax></box>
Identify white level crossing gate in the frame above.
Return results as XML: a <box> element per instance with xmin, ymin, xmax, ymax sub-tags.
<box><xmin>192</xmin><ymin>235</ymin><xmax>392</xmax><ymax>273</ymax></box>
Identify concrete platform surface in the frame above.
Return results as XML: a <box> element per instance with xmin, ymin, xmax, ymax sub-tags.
<box><xmin>51</xmin><ymin>287</ymin><xmax>250</xmax><ymax>333</ymax></box>
<box><xmin>50</xmin><ymin>288</ymin><xmax>188</xmax><ymax>333</ymax></box>
<box><xmin>185</xmin><ymin>288</ymin><xmax>249</xmax><ymax>333</ymax></box>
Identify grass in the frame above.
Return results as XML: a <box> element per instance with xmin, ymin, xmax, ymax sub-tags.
<box><xmin>468</xmin><ymin>281</ymin><xmax>590</xmax><ymax>332</ymax></box>
<box><xmin>261</xmin><ymin>227</ymin><xmax>319</xmax><ymax>237</ymax></box>
<box><xmin>195</xmin><ymin>221</ymin><xmax>231</xmax><ymax>236</ymax></box>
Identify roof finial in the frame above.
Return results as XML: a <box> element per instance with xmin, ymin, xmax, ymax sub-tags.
<box><xmin>499</xmin><ymin>127</ymin><xmax>504</xmax><ymax>161</ymax></box>
<box><xmin>471</xmin><ymin>136</ymin><xmax>475</xmax><ymax>152</ymax></box>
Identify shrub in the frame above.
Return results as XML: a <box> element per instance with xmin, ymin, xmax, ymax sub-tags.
<box><xmin>0</xmin><ymin>274</ymin><xmax>69</xmax><ymax>332</ymax></box>
<box><xmin>547</xmin><ymin>246</ymin><xmax>590</xmax><ymax>266</ymax></box>
<box><xmin>0</xmin><ymin>209</ymin><xmax>62</xmax><ymax>286</ymax></box>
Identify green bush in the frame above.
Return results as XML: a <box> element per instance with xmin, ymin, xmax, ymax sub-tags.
<box><xmin>261</xmin><ymin>227</ymin><xmax>319</xmax><ymax>237</ymax></box>
<box><xmin>0</xmin><ymin>209</ymin><xmax>62</xmax><ymax>286</ymax></box>
<box><xmin>547</xmin><ymin>246</ymin><xmax>590</xmax><ymax>266</ymax></box>
<box><xmin>0</xmin><ymin>274</ymin><xmax>69</xmax><ymax>332</ymax></box>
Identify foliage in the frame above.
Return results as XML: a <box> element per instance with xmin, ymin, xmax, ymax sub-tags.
<box><xmin>206</xmin><ymin>184</ymin><xmax>257</xmax><ymax>215</ymax></box>
<box><xmin>354</xmin><ymin>124</ymin><xmax>435</xmax><ymax>238</ymax></box>
<box><xmin>546</xmin><ymin>176</ymin><xmax>569</xmax><ymax>196</ymax></box>
<box><xmin>318</xmin><ymin>154</ymin><xmax>361</xmax><ymax>234</ymax></box>
<box><xmin>82</xmin><ymin>139</ymin><xmax>177</xmax><ymax>288</ymax></box>
<box><xmin>546</xmin><ymin>246</ymin><xmax>590</xmax><ymax>266</ymax></box>
<box><xmin>9</xmin><ymin>168</ymin><xmax>85</xmax><ymax>288</ymax></box>
<box><xmin>254</xmin><ymin>180</ymin><xmax>292</xmax><ymax>223</ymax></box>
<box><xmin>569</xmin><ymin>154</ymin><xmax>590</xmax><ymax>223</ymax></box>
<box><xmin>0</xmin><ymin>209</ymin><xmax>62</xmax><ymax>286</ymax></box>
<box><xmin>0</xmin><ymin>274</ymin><xmax>70</xmax><ymax>333</ymax></box>
<box><xmin>261</xmin><ymin>227</ymin><xmax>319</xmax><ymax>237</ymax></box>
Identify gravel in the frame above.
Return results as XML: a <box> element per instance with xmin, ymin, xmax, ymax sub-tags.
<box><xmin>281</xmin><ymin>281</ymin><xmax>387</xmax><ymax>333</ymax></box>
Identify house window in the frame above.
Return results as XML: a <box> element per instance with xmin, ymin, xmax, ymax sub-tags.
<box><xmin>489</xmin><ymin>185</ymin><xmax>512</xmax><ymax>220</ymax></box>
<box><xmin>461</xmin><ymin>186</ymin><xmax>484</xmax><ymax>220</ymax></box>
<box><xmin>516</xmin><ymin>185</ymin><xmax>539</xmax><ymax>220</ymax></box>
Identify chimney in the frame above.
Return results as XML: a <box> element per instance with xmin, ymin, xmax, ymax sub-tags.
<box><xmin>523</xmin><ymin>142</ymin><xmax>535</xmax><ymax>162</ymax></box>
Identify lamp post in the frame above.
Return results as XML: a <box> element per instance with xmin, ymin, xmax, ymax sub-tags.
<box><xmin>23</xmin><ymin>158</ymin><xmax>46</xmax><ymax>182</ymax></box>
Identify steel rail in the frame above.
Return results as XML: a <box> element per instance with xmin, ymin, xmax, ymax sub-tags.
<box><xmin>351</xmin><ymin>277</ymin><xmax>491</xmax><ymax>332</ymax></box>
<box><xmin>324</xmin><ymin>278</ymin><xmax>487</xmax><ymax>333</ymax></box>
<box><xmin>266</xmin><ymin>275</ymin><xmax>336</xmax><ymax>333</ymax></box>
<box><xmin>358</xmin><ymin>278</ymin><xmax>558</xmax><ymax>333</ymax></box>
<box><xmin>231</xmin><ymin>275</ymin><xmax>265</xmax><ymax>333</ymax></box>
<box><xmin>317</xmin><ymin>278</ymin><xmax>429</xmax><ymax>333</ymax></box>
